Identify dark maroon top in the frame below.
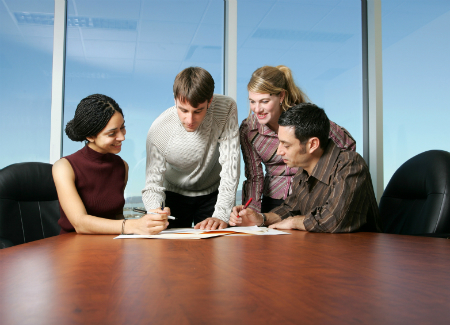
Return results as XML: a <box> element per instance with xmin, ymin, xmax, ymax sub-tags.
<box><xmin>58</xmin><ymin>145</ymin><xmax>126</xmax><ymax>234</ymax></box>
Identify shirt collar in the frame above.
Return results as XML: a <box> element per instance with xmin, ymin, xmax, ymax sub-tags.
<box><xmin>248</xmin><ymin>114</ymin><xmax>278</xmax><ymax>137</ymax></box>
<box><xmin>82</xmin><ymin>144</ymin><xmax>113</xmax><ymax>163</ymax></box>
<box><xmin>309</xmin><ymin>140</ymin><xmax>341</xmax><ymax>185</ymax></box>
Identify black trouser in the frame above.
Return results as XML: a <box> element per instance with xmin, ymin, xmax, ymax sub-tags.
<box><xmin>165</xmin><ymin>190</ymin><xmax>219</xmax><ymax>228</ymax></box>
<box><xmin>261</xmin><ymin>196</ymin><xmax>284</xmax><ymax>213</ymax></box>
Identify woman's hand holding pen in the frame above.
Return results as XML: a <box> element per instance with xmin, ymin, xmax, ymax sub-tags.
<box><xmin>125</xmin><ymin>208</ymin><xmax>170</xmax><ymax>235</ymax></box>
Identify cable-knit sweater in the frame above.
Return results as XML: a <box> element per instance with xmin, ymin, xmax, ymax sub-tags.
<box><xmin>142</xmin><ymin>94</ymin><xmax>240</xmax><ymax>222</ymax></box>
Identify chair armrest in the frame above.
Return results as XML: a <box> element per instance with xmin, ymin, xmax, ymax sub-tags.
<box><xmin>0</xmin><ymin>238</ymin><xmax>14</xmax><ymax>249</ymax></box>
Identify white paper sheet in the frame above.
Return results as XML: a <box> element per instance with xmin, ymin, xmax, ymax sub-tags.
<box><xmin>114</xmin><ymin>226</ymin><xmax>290</xmax><ymax>239</ymax></box>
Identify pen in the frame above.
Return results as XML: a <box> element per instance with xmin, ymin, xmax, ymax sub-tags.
<box><xmin>243</xmin><ymin>198</ymin><xmax>253</xmax><ymax>209</ymax></box>
<box><xmin>237</xmin><ymin>198</ymin><xmax>253</xmax><ymax>218</ymax></box>
<box><xmin>132</xmin><ymin>207</ymin><xmax>176</xmax><ymax>220</ymax></box>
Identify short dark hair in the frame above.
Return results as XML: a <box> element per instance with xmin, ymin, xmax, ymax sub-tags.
<box><xmin>173</xmin><ymin>67</ymin><xmax>214</xmax><ymax>107</ymax></box>
<box><xmin>65</xmin><ymin>94</ymin><xmax>123</xmax><ymax>142</ymax></box>
<box><xmin>278</xmin><ymin>103</ymin><xmax>330</xmax><ymax>149</ymax></box>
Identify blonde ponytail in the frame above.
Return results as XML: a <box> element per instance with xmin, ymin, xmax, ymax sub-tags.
<box><xmin>247</xmin><ymin>65</ymin><xmax>309</xmax><ymax>113</ymax></box>
<box><xmin>276</xmin><ymin>65</ymin><xmax>309</xmax><ymax>111</ymax></box>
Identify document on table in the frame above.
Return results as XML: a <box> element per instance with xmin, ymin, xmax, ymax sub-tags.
<box><xmin>114</xmin><ymin>226</ymin><xmax>290</xmax><ymax>239</ymax></box>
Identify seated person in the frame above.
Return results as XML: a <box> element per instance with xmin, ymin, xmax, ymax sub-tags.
<box><xmin>230</xmin><ymin>103</ymin><xmax>382</xmax><ymax>233</ymax></box>
<box><xmin>142</xmin><ymin>67</ymin><xmax>240</xmax><ymax>230</ymax></box>
<box><xmin>53</xmin><ymin>94</ymin><xmax>169</xmax><ymax>235</ymax></box>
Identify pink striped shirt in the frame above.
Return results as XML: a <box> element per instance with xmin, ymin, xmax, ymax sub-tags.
<box><xmin>240</xmin><ymin>114</ymin><xmax>356</xmax><ymax>212</ymax></box>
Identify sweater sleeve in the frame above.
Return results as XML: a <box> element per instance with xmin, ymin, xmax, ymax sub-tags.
<box><xmin>142</xmin><ymin>128</ymin><xmax>167</xmax><ymax>210</ymax></box>
<box><xmin>212</xmin><ymin>100</ymin><xmax>240</xmax><ymax>222</ymax></box>
<box><xmin>240</xmin><ymin>119</ymin><xmax>264</xmax><ymax>213</ymax></box>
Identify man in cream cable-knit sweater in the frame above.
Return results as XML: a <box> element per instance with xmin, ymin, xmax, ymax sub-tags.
<box><xmin>142</xmin><ymin>67</ymin><xmax>240</xmax><ymax>230</ymax></box>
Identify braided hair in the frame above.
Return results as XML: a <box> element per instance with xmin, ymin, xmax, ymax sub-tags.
<box><xmin>65</xmin><ymin>94</ymin><xmax>124</xmax><ymax>142</ymax></box>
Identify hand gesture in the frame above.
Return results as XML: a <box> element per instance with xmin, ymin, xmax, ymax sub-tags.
<box><xmin>229</xmin><ymin>205</ymin><xmax>262</xmax><ymax>227</ymax></box>
<box><xmin>128</xmin><ymin>208</ymin><xmax>170</xmax><ymax>235</ymax></box>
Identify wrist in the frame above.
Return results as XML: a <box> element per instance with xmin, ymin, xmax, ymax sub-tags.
<box><xmin>121</xmin><ymin>219</ymin><xmax>127</xmax><ymax>234</ymax></box>
<box><xmin>258</xmin><ymin>213</ymin><xmax>266</xmax><ymax>227</ymax></box>
<box><xmin>123</xmin><ymin>218</ymin><xmax>135</xmax><ymax>235</ymax></box>
<box><xmin>294</xmin><ymin>216</ymin><xmax>306</xmax><ymax>231</ymax></box>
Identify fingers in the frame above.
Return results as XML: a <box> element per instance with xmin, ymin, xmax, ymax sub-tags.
<box><xmin>148</xmin><ymin>208</ymin><xmax>170</xmax><ymax>215</ymax></box>
<box><xmin>229</xmin><ymin>206</ymin><xmax>243</xmax><ymax>226</ymax></box>
<box><xmin>147</xmin><ymin>224</ymin><xmax>167</xmax><ymax>235</ymax></box>
<box><xmin>239</xmin><ymin>207</ymin><xmax>253</xmax><ymax>218</ymax></box>
<box><xmin>194</xmin><ymin>218</ymin><xmax>227</xmax><ymax>230</ymax></box>
<box><xmin>133</xmin><ymin>217</ymin><xmax>168</xmax><ymax>235</ymax></box>
<box><xmin>193</xmin><ymin>219</ymin><xmax>212</xmax><ymax>229</ymax></box>
<box><xmin>142</xmin><ymin>214</ymin><xmax>168</xmax><ymax>227</ymax></box>
<box><xmin>218</xmin><ymin>221</ymin><xmax>227</xmax><ymax>229</ymax></box>
<box><xmin>229</xmin><ymin>215</ymin><xmax>242</xmax><ymax>226</ymax></box>
<box><xmin>201</xmin><ymin>218</ymin><xmax>216</xmax><ymax>230</ymax></box>
<box><xmin>163</xmin><ymin>207</ymin><xmax>171</xmax><ymax>215</ymax></box>
<box><xmin>145</xmin><ymin>209</ymin><xmax>169</xmax><ymax>221</ymax></box>
<box><xmin>231</xmin><ymin>205</ymin><xmax>241</xmax><ymax>215</ymax></box>
<box><xmin>268</xmin><ymin>219</ymin><xmax>292</xmax><ymax>230</ymax></box>
<box><xmin>206</xmin><ymin>219</ymin><xmax>228</xmax><ymax>230</ymax></box>
<box><xmin>269</xmin><ymin>220</ymin><xmax>285</xmax><ymax>229</ymax></box>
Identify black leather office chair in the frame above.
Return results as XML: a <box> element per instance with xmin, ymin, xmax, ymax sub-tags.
<box><xmin>0</xmin><ymin>162</ymin><xmax>60</xmax><ymax>248</ymax></box>
<box><xmin>379</xmin><ymin>150</ymin><xmax>450</xmax><ymax>237</ymax></box>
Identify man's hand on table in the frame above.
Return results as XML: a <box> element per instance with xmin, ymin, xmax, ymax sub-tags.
<box><xmin>194</xmin><ymin>217</ymin><xmax>228</xmax><ymax>230</ymax></box>
<box><xmin>269</xmin><ymin>216</ymin><xmax>306</xmax><ymax>231</ymax></box>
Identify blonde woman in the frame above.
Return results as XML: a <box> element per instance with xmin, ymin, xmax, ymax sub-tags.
<box><xmin>240</xmin><ymin>65</ymin><xmax>356</xmax><ymax>213</ymax></box>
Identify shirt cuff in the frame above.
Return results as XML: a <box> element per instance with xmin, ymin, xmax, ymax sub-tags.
<box><xmin>211</xmin><ymin>212</ymin><xmax>229</xmax><ymax>223</ymax></box>
<box><xmin>301</xmin><ymin>213</ymin><xmax>316</xmax><ymax>231</ymax></box>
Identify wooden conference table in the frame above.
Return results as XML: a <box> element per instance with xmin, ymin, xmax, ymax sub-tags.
<box><xmin>1</xmin><ymin>231</ymin><xmax>450</xmax><ymax>324</ymax></box>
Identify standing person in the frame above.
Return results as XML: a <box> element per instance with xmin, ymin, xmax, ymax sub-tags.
<box><xmin>142</xmin><ymin>67</ymin><xmax>240</xmax><ymax>230</ymax></box>
<box><xmin>240</xmin><ymin>65</ymin><xmax>356</xmax><ymax>213</ymax></box>
<box><xmin>53</xmin><ymin>94</ymin><xmax>169</xmax><ymax>235</ymax></box>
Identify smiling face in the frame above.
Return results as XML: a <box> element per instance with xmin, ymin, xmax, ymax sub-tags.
<box><xmin>86</xmin><ymin>111</ymin><xmax>126</xmax><ymax>154</ymax></box>
<box><xmin>248</xmin><ymin>91</ymin><xmax>285</xmax><ymax>132</ymax></box>
<box><xmin>176</xmin><ymin>98</ymin><xmax>211</xmax><ymax>132</ymax></box>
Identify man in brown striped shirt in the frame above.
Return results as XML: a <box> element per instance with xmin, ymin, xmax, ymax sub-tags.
<box><xmin>229</xmin><ymin>103</ymin><xmax>381</xmax><ymax>233</ymax></box>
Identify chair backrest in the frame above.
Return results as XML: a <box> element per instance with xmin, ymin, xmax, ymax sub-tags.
<box><xmin>0</xmin><ymin>162</ymin><xmax>60</xmax><ymax>248</ymax></box>
<box><xmin>379</xmin><ymin>150</ymin><xmax>450</xmax><ymax>236</ymax></box>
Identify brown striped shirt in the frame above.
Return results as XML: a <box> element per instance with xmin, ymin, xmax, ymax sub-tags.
<box><xmin>240</xmin><ymin>113</ymin><xmax>356</xmax><ymax>212</ymax></box>
<box><xmin>271</xmin><ymin>140</ymin><xmax>381</xmax><ymax>233</ymax></box>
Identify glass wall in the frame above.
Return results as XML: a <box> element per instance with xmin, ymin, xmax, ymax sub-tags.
<box><xmin>237</xmin><ymin>0</ymin><xmax>363</xmax><ymax>203</ymax></box>
<box><xmin>382</xmin><ymin>0</ymin><xmax>450</xmax><ymax>185</ymax></box>
<box><xmin>0</xmin><ymin>0</ymin><xmax>54</xmax><ymax>168</ymax></box>
<box><xmin>62</xmin><ymin>0</ymin><xmax>224</xmax><ymax>206</ymax></box>
<box><xmin>5</xmin><ymin>0</ymin><xmax>450</xmax><ymax>200</ymax></box>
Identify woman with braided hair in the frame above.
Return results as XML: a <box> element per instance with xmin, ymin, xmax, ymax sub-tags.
<box><xmin>236</xmin><ymin>65</ymin><xmax>356</xmax><ymax>216</ymax></box>
<box><xmin>53</xmin><ymin>94</ymin><xmax>169</xmax><ymax>235</ymax></box>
